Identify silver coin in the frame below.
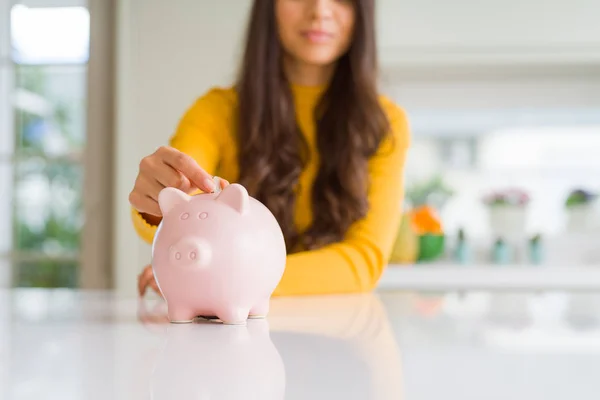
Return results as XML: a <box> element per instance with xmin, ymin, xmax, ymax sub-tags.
<box><xmin>212</xmin><ymin>176</ymin><xmax>222</xmax><ymax>194</ymax></box>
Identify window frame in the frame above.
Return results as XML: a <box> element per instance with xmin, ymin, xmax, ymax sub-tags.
<box><xmin>0</xmin><ymin>0</ymin><xmax>114</xmax><ymax>289</ymax></box>
<box><xmin>0</xmin><ymin>0</ymin><xmax>13</xmax><ymax>288</ymax></box>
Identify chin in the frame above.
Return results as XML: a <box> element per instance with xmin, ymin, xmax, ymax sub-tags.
<box><xmin>295</xmin><ymin>49</ymin><xmax>342</xmax><ymax>67</ymax></box>
<box><xmin>298</xmin><ymin>55</ymin><xmax>340</xmax><ymax>67</ymax></box>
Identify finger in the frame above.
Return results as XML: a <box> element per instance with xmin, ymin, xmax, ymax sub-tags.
<box><xmin>179</xmin><ymin>174</ymin><xmax>193</xmax><ymax>193</ymax></box>
<box><xmin>220</xmin><ymin>179</ymin><xmax>230</xmax><ymax>189</ymax></box>
<box><xmin>154</xmin><ymin>163</ymin><xmax>193</xmax><ymax>192</ymax></box>
<box><xmin>150</xmin><ymin>280</ymin><xmax>163</xmax><ymax>298</ymax></box>
<box><xmin>139</xmin><ymin>154</ymin><xmax>191</xmax><ymax>192</ymax></box>
<box><xmin>140</xmin><ymin>175</ymin><xmax>166</xmax><ymax>202</ymax></box>
<box><xmin>142</xmin><ymin>197</ymin><xmax>161</xmax><ymax>216</ymax></box>
<box><xmin>138</xmin><ymin>274</ymin><xmax>146</xmax><ymax>297</ymax></box>
<box><xmin>159</xmin><ymin>147</ymin><xmax>215</xmax><ymax>193</ymax></box>
<box><xmin>129</xmin><ymin>191</ymin><xmax>162</xmax><ymax>216</ymax></box>
<box><xmin>137</xmin><ymin>268</ymin><xmax>148</xmax><ymax>296</ymax></box>
<box><xmin>138</xmin><ymin>266</ymin><xmax>155</xmax><ymax>296</ymax></box>
<box><xmin>139</xmin><ymin>271</ymin><xmax>154</xmax><ymax>297</ymax></box>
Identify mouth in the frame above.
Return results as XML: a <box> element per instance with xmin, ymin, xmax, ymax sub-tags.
<box><xmin>301</xmin><ymin>29</ymin><xmax>334</xmax><ymax>43</ymax></box>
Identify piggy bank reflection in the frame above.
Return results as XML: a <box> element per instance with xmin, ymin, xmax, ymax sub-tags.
<box><xmin>268</xmin><ymin>294</ymin><xmax>405</xmax><ymax>400</ymax></box>
<box><xmin>151</xmin><ymin>184</ymin><xmax>287</xmax><ymax>324</ymax></box>
<box><xmin>149</xmin><ymin>320</ymin><xmax>286</xmax><ymax>399</ymax></box>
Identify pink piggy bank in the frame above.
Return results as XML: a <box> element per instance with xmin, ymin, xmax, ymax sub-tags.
<box><xmin>151</xmin><ymin>183</ymin><xmax>286</xmax><ymax>324</ymax></box>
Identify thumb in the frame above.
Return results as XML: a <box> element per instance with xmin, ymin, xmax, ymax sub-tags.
<box><xmin>178</xmin><ymin>173</ymin><xmax>194</xmax><ymax>194</ymax></box>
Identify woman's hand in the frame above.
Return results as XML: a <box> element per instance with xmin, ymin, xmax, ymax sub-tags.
<box><xmin>138</xmin><ymin>265</ymin><xmax>162</xmax><ymax>297</ymax></box>
<box><xmin>129</xmin><ymin>146</ymin><xmax>218</xmax><ymax>216</ymax></box>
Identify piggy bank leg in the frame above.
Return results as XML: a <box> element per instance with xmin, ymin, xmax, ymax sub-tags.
<box><xmin>168</xmin><ymin>307</ymin><xmax>197</xmax><ymax>324</ymax></box>
<box><xmin>216</xmin><ymin>307</ymin><xmax>249</xmax><ymax>325</ymax></box>
<box><xmin>248</xmin><ymin>299</ymin><xmax>270</xmax><ymax>319</ymax></box>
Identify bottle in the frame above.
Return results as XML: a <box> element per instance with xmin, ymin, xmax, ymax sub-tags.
<box><xmin>492</xmin><ymin>237</ymin><xmax>512</xmax><ymax>265</ymax></box>
<box><xmin>454</xmin><ymin>228</ymin><xmax>471</xmax><ymax>265</ymax></box>
<box><xmin>528</xmin><ymin>234</ymin><xmax>544</xmax><ymax>265</ymax></box>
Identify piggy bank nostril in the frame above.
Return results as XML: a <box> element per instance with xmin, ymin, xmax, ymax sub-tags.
<box><xmin>190</xmin><ymin>251</ymin><xmax>197</xmax><ymax>260</ymax></box>
<box><xmin>175</xmin><ymin>252</ymin><xmax>182</xmax><ymax>260</ymax></box>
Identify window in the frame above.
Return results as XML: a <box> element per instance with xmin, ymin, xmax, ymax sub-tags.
<box><xmin>0</xmin><ymin>1</ymin><xmax>90</xmax><ymax>288</ymax></box>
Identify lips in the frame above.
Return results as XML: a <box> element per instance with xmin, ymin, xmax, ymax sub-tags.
<box><xmin>301</xmin><ymin>29</ymin><xmax>333</xmax><ymax>43</ymax></box>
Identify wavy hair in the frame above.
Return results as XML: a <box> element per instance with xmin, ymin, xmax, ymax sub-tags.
<box><xmin>235</xmin><ymin>0</ymin><xmax>390</xmax><ymax>253</ymax></box>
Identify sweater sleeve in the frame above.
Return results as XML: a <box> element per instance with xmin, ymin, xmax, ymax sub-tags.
<box><xmin>273</xmin><ymin>102</ymin><xmax>410</xmax><ymax>296</ymax></box>
<box><xmin>131</xmin><ymin>88</ymin><xmax>229</xmax><ymax>244</ymax></box>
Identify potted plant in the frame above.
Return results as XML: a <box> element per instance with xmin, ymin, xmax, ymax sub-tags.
<box><xmin>564</xmin><ymin>189</ymin><xmax>598</xmax><ymax>233</ymax></box>
<box><xmin>483</xmin><ymin>188</ymin><xmax>530</xmax><ymax>239</ymax></box>
<box><xmin>404</xmin><ymin>175</ymin><xmax>454</xmax><ymax>263</ymax></box>
<box><xmin>411</xmin><ymin>205</ymin><xmax>445</xmax><ymax>262</ymax></box>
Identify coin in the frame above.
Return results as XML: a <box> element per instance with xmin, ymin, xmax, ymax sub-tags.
<box><xmin>212</xmin><ymin>176</ymin><xmax>222</xmax><ymax>194</ymax></box>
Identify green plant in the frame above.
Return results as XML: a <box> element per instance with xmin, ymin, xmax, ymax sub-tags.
<box><xmin>565</xmin><ymin>189</ymin><xmax>597</xmax><ymax>208</ymax></box>
<box><xmin>406</xmin><ymin>175</ymin><xmax>454</xmax><ymax>209</ymax></box>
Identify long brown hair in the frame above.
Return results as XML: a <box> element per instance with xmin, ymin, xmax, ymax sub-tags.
<box><xmin>236</xmin><ymin>0</ymin><xmax>390</xmax><ymax>253</ymax></box>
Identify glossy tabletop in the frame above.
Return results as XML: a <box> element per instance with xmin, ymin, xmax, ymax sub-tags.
<box><xmin>1</xmin><ymin>288</ymin><xmax>600</xmax><ymax>399</ymax></box>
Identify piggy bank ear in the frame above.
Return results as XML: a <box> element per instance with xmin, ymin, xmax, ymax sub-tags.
<box><xmin>215</xmin><ymin>183</ymin><xmax>249</xmax><ymax>214</ymax></box>
<box><xmin>158</xmin><ymin>187</ymin><xmax>191</xmax><ymax>216</ymax></box>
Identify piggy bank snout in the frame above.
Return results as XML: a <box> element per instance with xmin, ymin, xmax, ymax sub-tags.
<box><xmin>168</xmin><ymin>237</ymin><xmax>212</xmax><ymax>267</ymax></box>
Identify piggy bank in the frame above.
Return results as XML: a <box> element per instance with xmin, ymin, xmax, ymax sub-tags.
<box><xmin>151</xmin><ymin>183</ymin><xmax>286</xmax><ymax>324</ymax></box>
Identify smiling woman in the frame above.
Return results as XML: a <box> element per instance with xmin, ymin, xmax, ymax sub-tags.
<box><xmin>275</xmin><ymin>0</ymin><xmax>355</xmax><ymax>83</ymax></box>
<box><xmin>131</xmin><ymin>0</ymin><xmax>411</xmax><ymax>297</ymax></box>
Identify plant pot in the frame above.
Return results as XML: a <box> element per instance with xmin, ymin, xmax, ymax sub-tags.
<box><xmin>487</xmin><ymin>205</ymin><xmax>527</xmax><ymax>238</ymax></box>
<box><xmin>418</xmin><ymin>234</ymin><xmax>445</xmax><ymax>262</ymax></box>
<box><xmin>566</xmin><ymin>204</ymin><xmax>598</xmax><ymax>233</ymax></box>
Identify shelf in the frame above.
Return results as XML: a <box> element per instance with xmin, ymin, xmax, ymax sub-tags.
<box><xmin>377</xmin><ymin>264</ymin><xmax>600</xmax><ymax>291</ymax></box>
<box><xmin>379</xmin><ymin>46</ymin><xmax>600</xmax><ymax>70</ymax></box>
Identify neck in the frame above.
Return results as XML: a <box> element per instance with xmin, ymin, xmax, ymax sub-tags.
<box><xmin>283</xmin><ymin>55</ymin><xmax>335</xmax><ymax>87</ymax></box>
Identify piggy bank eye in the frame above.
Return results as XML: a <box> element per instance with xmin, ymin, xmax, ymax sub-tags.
<box><xmin>175</xmin><ymin>252</ymin><xmax>182</xmax><ymax>260</ymax></box>
<box><xmin>198</xmin><ymin>212</ymin><xmax>208</xmax><ymax>220</ymax></box>
<box><xmin>180</xmin><ymin>213</ymin><xmax>189</xmax><ymax>220</ymax></box>
<box><xmin>189</xmin><ymin>251</ymin><xmax>197</xmax><ymax>260</ymax></box>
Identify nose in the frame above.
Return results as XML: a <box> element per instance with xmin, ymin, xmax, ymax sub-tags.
<box><xmin>310</xmin><ymin>0</ymin><xmax>334</xmax><ymax>20</ymax></box>
<box><xmin>169</xmin><ymin>237</ymin><xmax>212</xmax><ymax>267</ymax></box>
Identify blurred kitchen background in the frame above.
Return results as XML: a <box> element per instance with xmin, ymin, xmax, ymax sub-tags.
<box><xmin>0</xmin><ymin>0</ymin><xmax>599</xmax><ymax>295</ymax></box>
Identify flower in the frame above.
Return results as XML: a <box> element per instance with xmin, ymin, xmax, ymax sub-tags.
<box><xmin>482</xmin><ymin>188</ymin><xmax>530</xmax><ymax>207</ymax></box>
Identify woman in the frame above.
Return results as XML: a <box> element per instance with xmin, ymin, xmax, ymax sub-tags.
<box><xmin>130</xmin><ymin>0</ymin><xmax>410</xmax><ymax>297</ymax></box>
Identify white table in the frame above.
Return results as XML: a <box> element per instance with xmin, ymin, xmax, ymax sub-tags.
<box><xmin>1</xmin><ymin>288</ymin><xmax>600</xmax><ymax>399</ymax></box>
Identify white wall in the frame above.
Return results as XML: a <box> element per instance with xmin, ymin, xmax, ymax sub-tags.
<box><xmin>113</xmin><ymin>0</ymin><xmax>251</xmax><ymax>295</ymax></box>
<box><xmin>376</xmin><ymin>0</ymin><xmax>600</xmax><ymax>66</ymax></box>
<box><xmin>377</xmin><ymin>0</ymin><xmax>600</xmax><ymax>48</ymax></box>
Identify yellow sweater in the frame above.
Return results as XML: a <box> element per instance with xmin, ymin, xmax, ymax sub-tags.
<box><xmin>131</xmin><ymin>84</ymin><xmax>410</xmax><ymax>297</ymax></box>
